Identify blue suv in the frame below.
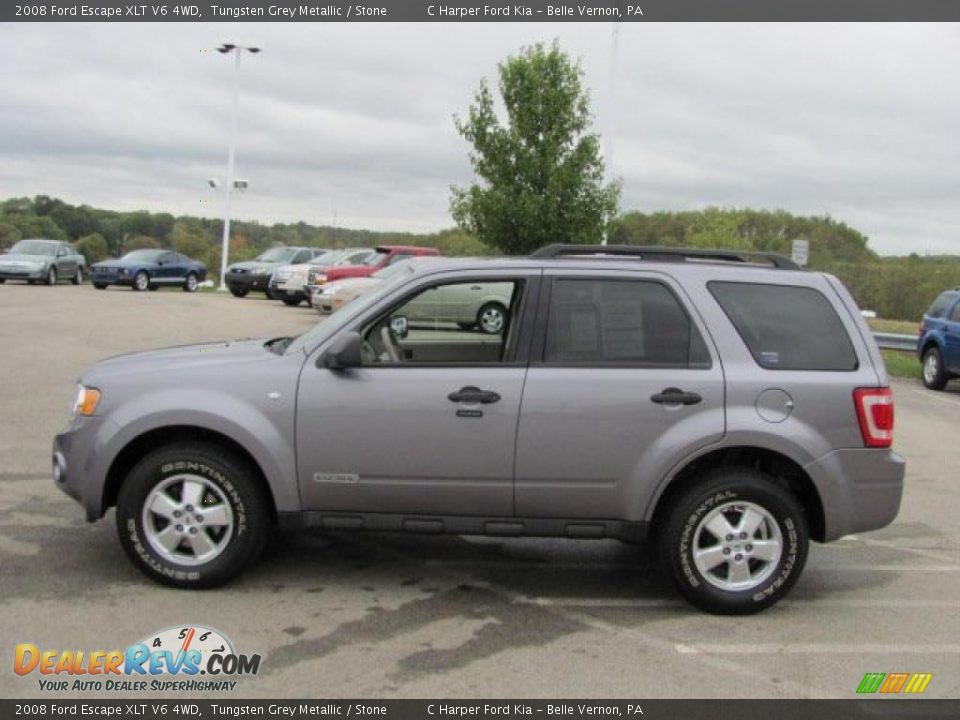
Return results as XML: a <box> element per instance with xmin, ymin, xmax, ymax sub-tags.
<box><xmin>918</xmin><ymin>289</ymin><xmax>960</xmax><ymax>390</ymax></box>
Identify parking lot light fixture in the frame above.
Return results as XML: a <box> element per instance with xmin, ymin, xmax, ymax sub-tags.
<box><xmin>214</xmin><ymin>43</ymin><xmax>261</xmax><ymax>291</ymax></box>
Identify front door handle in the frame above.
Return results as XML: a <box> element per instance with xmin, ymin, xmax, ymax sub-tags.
<box><xmin>448</xmin><ymin>386</ymin><xmax>501</xmax><ymax>404</ymax></box>
<box><xmin>650</xmin><ymin>387</ymin><xmax>702</xmax><ymax>406</ymax></box>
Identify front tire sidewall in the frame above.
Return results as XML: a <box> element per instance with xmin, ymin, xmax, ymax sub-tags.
<box><xmin>116</xmin><ymin>446</ymin><xmax>268</xmax><ymax>588</ymax></box>
<box><xmin>183</xmin><ymin>273</ymin><xmax>198</xmax><ymax>292</ymax></box>
<box><xmin>73</xmin><ymin>267</ymin><xmax>84</xmax><ymax>285</ymax></box>
<box><xmin>661</xmin><ymin>471</ymin><xmax>808</xmax><ymax>615</ymax></box>
<box><xmin>133</xmin><ymin>271</ymin><xmax>149</xmax><ymax>291</ymax></box>
<box><xmin>46</xmin><ymin>267</ymin><xmax>57</xmax><ymax>286</ymax></box>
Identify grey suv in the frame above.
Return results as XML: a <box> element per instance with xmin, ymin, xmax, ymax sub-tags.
<box><xmin>53</xmin><ymin>245</ymin><xmax>904</xmax><ymax>614</ymax></box>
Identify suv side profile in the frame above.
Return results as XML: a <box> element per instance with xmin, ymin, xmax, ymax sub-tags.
<box><xmin>53</xmin><ymin>245</ymin><xmax>904</xmax><ymax>614</ymax></box>
<box><xmin>917</xmin><ymin>289</ymin><xmax>960</xmax><ymax>390</ymax></box>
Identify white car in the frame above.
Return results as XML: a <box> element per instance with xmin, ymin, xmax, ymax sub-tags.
<box><xmin>269</xmin><ymin>248</ymin><xmax>374</xmax><ymax>307</ymax></box>
<box><xmin>313</xmin><ymin>257</ymin><xmax>443</xmax><ymax>314</ymax></box>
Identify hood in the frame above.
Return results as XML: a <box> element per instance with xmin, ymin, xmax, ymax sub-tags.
<box><xmin>0</xmin><ymin>253</ymin><xmax>51</xmax><ymax>265</ymax></box>
<box><xmin>83</xmin><ymin>339</ymin><xmax>276</xmax><ymax>385</ymax></box>
<box><xmin>325</xmin><ymin>265</ymin><xmax>374</xmax><ymax>281</ymax></box>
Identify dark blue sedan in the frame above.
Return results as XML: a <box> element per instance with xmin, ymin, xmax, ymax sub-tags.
<box><xmin>90</xmin><ymin>250</ymin><xmax>207</xmax><ymax>292</ymax></box>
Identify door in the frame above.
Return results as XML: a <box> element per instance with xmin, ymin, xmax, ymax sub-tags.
<box><xmin>296</xmin><ymin>274</ymin><xmax>536</xmax><ymax>517</ymax></box>
<box><xmin>514</xmin><ymin>272</ymin><xmax>725</xmax><ymax>520</ymax></box>
<box><xmin>56</xmin><ymin>244</ymin><xmax>77</xmax><ymax>277</ymax></box>
<box><xmin>156</xmin><ymin>252</ymin><xmax>180</xmax><ymax>282</ymax></box>
<box><xmin>945</xmin><ymin>300</ymin><xmax>960</xmax><ymax>372</ymax></box>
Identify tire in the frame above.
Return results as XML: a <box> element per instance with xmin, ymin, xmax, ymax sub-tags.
<box><xmin>281</xmin><ymin>294</ymin><xmax>302</xmax><ymax>307</ymax></box>
<box><xmin>658</xmin><ymin>468</ymin><xmax>809</xmax><ymax>615</ymax></box>
<box><xmin>132</xmin><ymin>271</ymin><xmax>149</xmax><ymax>292</ymax></box>
<box><xmin>0</xmin><ymin>278</ymin><xmax>5</xmax><ymax>284</ymax></box>
<box><xmin>229</xmin><ymin>286</ymin><xmax>249</xmax><ymax>298</ymax></box>
<box><xmin>922</xmin><ymin>346</ymin><xmax>948</xmax><ymax>391</ymax></box>
<box><xmin>115</xmin><ymin>442</ymin><xmax>270</xmax><ymax>589</ymax></box>
<box><xmin>148</xmin><ymin>285</ymin><xmax>159</xmax><ymax>292</ymax></box>
<box><xmin>265</xmin><ymin>289</ymin><xmax>277</xmax><ymax>300</ymax></box>
<box><xmin>476</xmin><ymin>302</ymin><xmax>507</xmax><ymax>335</ymax></box>
<box><xmin>183</xmin><ymin>272</ymin><xmax>198</xmax><ymax>293</ymax></box>
<box><xmin>457</xmin><ymin>322</ymin><xmax>476</xmax><ymax>332</ymax></box>
<box><xmin>93</xmin><ymin>284</ymin><xmax>107</xmax><ymax>290</ymax></box>
<box><xmin>73</xmin><ymin>267</ymin><xmax>85</xmax><ymax>285</ymax></box>
<box><xmin>46</xmin><ymin>267</ymin><xmax>57</xmax><ymax>286</ymax></box>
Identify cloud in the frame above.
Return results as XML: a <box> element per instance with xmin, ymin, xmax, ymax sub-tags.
<box><xmin>1</xmin><ymin>22</ymin><xmax>958</xmax><ymax>253</ymax></box>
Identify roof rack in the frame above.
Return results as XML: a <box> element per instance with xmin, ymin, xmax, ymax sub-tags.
<box><xmin>529</xmin><ymin>244</ymin><xmax>801</xmax><ymax>270</ymax></box>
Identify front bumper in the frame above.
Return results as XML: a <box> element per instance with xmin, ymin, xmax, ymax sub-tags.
<box><xmin>805</xmin><ymin>448</ymin><xmax>905</xmax><ymax>541</ymax></box>
<box><xmin>89</xmin><ymin>269</ymin><xmax>133</xmax><ymax>285</ymax></box>
<box><xmin>225</xmin><ymin>272</ymin><xmax>272</xmax><ymax>293</ymax></box>
<box><xmin>53</xmin><ymin>415</ymin><xmax>112</xmax><ymax>522</ymax></box>
<box><xmin>0</xmin><ymin>266</ymin><xmax>47</xmax><ymax>280</ymax></box>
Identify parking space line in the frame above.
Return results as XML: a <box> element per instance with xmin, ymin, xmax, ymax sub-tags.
<box><xmin>844</xmin><ymin>533</ymin><xmax>960</xmax><ymax>564</ymax></box>
<box><xmin>901</xmin><ymin>384</ymin><xmax>960</xmax><ymax>408</ymax></box>
<box><xmin>676</xmin><ymin>643</ymin><xmax>960</xmax><ymax>655</ymax></box>
<box><xmin>807</xmin><ymin>564</ymin><xmax>959</xmax><ymax>572</ymax></box>
<box><xmin>517</xmin><ymin>597</ymin><xmax>960</xmax><ymax>609</ymax></box>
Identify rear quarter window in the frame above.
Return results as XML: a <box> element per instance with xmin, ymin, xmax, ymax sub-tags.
<box><xmin>927</xmin><ymin>291</ymin><xmax>957</xmax><ymax>319</ymax></box>
<box><xmin>708</xmin><ymin>281</ymin><xmax>858</xmax><ymax>371</ymax></box>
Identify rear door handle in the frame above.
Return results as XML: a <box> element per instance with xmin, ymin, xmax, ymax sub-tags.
<box><xmin>448</xmin><ymin>386</ymin><xmax>501</xmax><ymax>404</ymax></box>
<box><xmin>650</xmin><ymin>387</ymin><xmax>702</xmax><ymax>406</ymax></box>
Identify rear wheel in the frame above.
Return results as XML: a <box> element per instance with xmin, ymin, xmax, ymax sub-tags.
<box><xmin>477</xmin><ymin>302</ymin><xmax>506</xmax><ymax>335</ymax></box>
<box><xmin>281</xmin><ymin>294</ymin><xmax>302</xmax><ymax>306</ymax></box>
<box><xmin>658</xmin><ymin>468</ymin><xmax>808</xmax><ymax>615</ymax></box>
<box><xmin>116</xmin><ymin>443</ymin><xmax>270</xmax><ymax>588</ymax></box>
<box><xmin>73</xmin><ymin>267</ymin><xmax>85</xmax><ymax>285</ymax></box>
<box><xmin>183</xmin><ymin>272</ymin><xmax>198</xmax><ymax>293</ymax></box>
<box><xmin>46</xmin><ymin>267</ymin><xmax>57</xmax><ymax>286</ymax></box>
<box><xmin>93</xmin><ymin>283</ymin><xmax>107</xmax><ymax>290</ymax></box>
<box><xmin>229</xmin><ymin>286</ymin><xmax>248</xmax><ymax>298</ymax></box>
<box><xmin>922</xmin><ymin>347</ymin><xmax>948</xmax><ymax>390</ymax></box>
<box><xmin>132</xmin><ymin>271</ymin><xmax>149</xmax><ymax>292</ymax></box>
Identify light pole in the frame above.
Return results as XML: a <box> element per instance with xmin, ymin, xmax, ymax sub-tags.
<box><xmin>215</xmin><ymin>43</ymin><xmax>261</xmax><ymax>290</ymax></box>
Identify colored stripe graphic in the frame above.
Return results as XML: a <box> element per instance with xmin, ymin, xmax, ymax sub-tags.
<box><xmin>858</xmin><ymin>672</ymin><xmax>932</xmax><ymax>694</ymax></box>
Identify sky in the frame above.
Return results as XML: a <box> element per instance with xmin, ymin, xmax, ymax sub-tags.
<box><xmin>1</xmin><ymin>22</ymin><xmax>958</xmax><ymax>255</ymax></box>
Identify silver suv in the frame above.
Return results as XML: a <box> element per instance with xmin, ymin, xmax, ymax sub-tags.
<box><xmin>53</xmin><ymin>245</ymin><xmax>904</xmax><ymax>614</ymax></box>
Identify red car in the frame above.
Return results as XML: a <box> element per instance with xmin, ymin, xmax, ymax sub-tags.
<box><xmin>313</xmin><ymin>245</ymin><xmax>441</xmax><ymax>287</ymax></box>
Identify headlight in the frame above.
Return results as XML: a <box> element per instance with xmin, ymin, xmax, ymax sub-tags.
<box><xmin>72</xmin><ymin>385</ymin><xmax>102</xmax><ymax>417</ymax></box>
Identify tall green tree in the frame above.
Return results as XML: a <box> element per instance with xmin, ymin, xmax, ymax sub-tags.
<box><xmin>450</xmin><ymin>41</ymin><xmax>619</xmax><ymax>255</ymax></box>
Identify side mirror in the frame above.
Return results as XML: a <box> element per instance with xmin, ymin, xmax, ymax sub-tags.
<box><xmin>390</xmin><ymin>315</ymin><xmax>409</xmax><ymax>339</ymax></box>
<box><xmin>321</xmin><ymin>331</ymin><xmax>363</xmax><ymax>370</ymax></box>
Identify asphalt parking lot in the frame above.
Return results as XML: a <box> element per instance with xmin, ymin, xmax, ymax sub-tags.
<box><xmin>1</xmin><ymin>283</ymin><xmax>958</xmax><ymax>699</ymax></box>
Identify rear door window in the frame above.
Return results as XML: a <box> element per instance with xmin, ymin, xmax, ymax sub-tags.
<box><xmin>543</xmin><ymin>278</ymin><xmax>711</xmax><ymax>368</ymax></box>
<box><xmin>709</xmin><ymin>282</ymin><xmax>858</xmax><ymax>371</ymax></box>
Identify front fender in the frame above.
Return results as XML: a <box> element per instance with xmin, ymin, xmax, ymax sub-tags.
<box><xmin>92</xmin><ymin>389</ymin><xmax>299</xmax><ymax>516</ymax></box>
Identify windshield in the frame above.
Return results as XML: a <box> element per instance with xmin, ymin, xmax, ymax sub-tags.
<box><xmin>122</xmin><ymin>250</ymin><xmax>164</xmax><ymax>262</ymax></box>
<box><xmin>371</xmin><ymin>260</ymin><xmax>417</xmax><ymax>280</ymax></box>
<box><xmin>284</xmin><ymin>272</ymin><xmax>408</xmax><ymax>355</ymax></box>
<box><xmin>256</xmin><ymin>247</ymin><xmax>299</xmax><ymax>263</ymax></box>
<box><xmin>361</xmin><ymin>250</ymin><xmax>388</xmax><ymax>266</ymax></box>
<box><xmin>10</xmin><ymin>240</ymin><xmax>57</xmax><ymax>256</ymax></box>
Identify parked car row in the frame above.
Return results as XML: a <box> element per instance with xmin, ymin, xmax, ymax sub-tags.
<box><xmin>0</xmin><ymin>239</ymin><xmax>87</xmax><ymax>285</ymax></box>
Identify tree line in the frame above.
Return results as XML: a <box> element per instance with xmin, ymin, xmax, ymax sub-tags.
<box><xmin>1</xmin><ymin>195</ymin><xmax>954</xmax><ymax>321</ymax></box>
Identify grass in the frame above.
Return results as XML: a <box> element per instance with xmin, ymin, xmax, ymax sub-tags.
<box><xmin>882</xmin><ymin>349</ymin><xmax>920</xmax><ymax>380</ymax></box>
<box><xmin>867</xmin><ymin>317</ymin><xmax>918</xmax><ymax>335</ymax></box>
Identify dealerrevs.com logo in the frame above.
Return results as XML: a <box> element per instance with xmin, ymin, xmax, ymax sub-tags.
<box><xmin>14</xmin><ymin>625</ymin><xmax>260</xmax><ymax>693</ymax></box>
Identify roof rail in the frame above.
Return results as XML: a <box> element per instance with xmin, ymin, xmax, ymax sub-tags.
<box><xmin>529</xmin><ymin>244</ymin><xmax>801</xmax><ymax>270</ymax></box>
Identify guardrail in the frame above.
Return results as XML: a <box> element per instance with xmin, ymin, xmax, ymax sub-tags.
<box><xmin>873</xmin><ymin>332</ymin><xmax>917</xmax><ymax>352</ymax></box>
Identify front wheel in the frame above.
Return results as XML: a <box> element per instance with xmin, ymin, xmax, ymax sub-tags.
<box><xmin>183</xmin><ymin>272</ymin><xmax>198</xmax><ymax>293</ymax></box>
<box><xmin>46</xmin><ymin>267</ymin><xmax>57</xmax><ymax>286</ymax></box>
<box><xmin>132</xmin><ymin>271</ymin><xmax>149</xmax><ymax>291</ymax></box>
<box><xmin>281</xmin><ymin>294</ymin><xmax>302</xmax><ymax>306</ymax></box>
<box><xmin>229</xmin><ymin>286</ymin><xmax>249</xmax><ymax>298</ymax></box>
<box><xmin>116</xmin><ymin>443</ymin><xmax>270</xmax><ymax>588</ymax></box>
<box><xmin>922</xmin><ymin>347</ymin><xmax>948</xmax><ymax>390</ymax></box>
<box><xmin>93</xmin><ymin>283</ymin><xmax>107</xmax><ymax>290</ymax></box>
<box><xmin>73</xmin><ymin>267</ymin><xmax>85</xmax><ymax>285</ymax></box>
<box><xmin>658</xmin><ymin>468</ymin><xmax>808</xmax><ymax>615</ymax></box>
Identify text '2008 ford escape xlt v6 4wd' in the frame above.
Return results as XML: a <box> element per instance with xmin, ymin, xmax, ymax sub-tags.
<box><xmin>53</xmin><ymin>245</ymin><xmax>904</xmax><ymax>614</ymax></box>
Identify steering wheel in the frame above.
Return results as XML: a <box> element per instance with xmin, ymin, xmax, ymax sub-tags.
<box><xmin>380</xmin><ymin>326</ymin><xmax>400</xmax><ymax>363</ymax></box>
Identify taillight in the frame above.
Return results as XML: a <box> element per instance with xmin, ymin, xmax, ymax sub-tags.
<box><xmin>854</xmin><ymin>387</ymin><xmax>894</xmax><ymax>448</ymax></box>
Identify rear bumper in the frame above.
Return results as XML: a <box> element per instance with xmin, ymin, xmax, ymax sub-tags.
<box><xmin>805</xmin><ymin>448</ymin><xmax>905</xmax><ymax>541</ymax></box>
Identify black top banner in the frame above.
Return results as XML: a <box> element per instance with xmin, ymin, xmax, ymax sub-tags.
<box><xmin>5</xmin><ymin>0</ymin><xmax>960</xmax><ymax>22</ymax></box>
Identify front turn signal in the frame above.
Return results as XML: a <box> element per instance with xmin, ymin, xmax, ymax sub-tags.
<box><xmin>73</xmin><ymin>385</ymin><xmax>102</xmax><ymax>417</ymax></box>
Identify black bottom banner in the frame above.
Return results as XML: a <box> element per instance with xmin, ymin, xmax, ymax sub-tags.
<box><xmin>3</xmin><ymin>700</ymin><xmax>960</xmax><ymax>720</ymax></box>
